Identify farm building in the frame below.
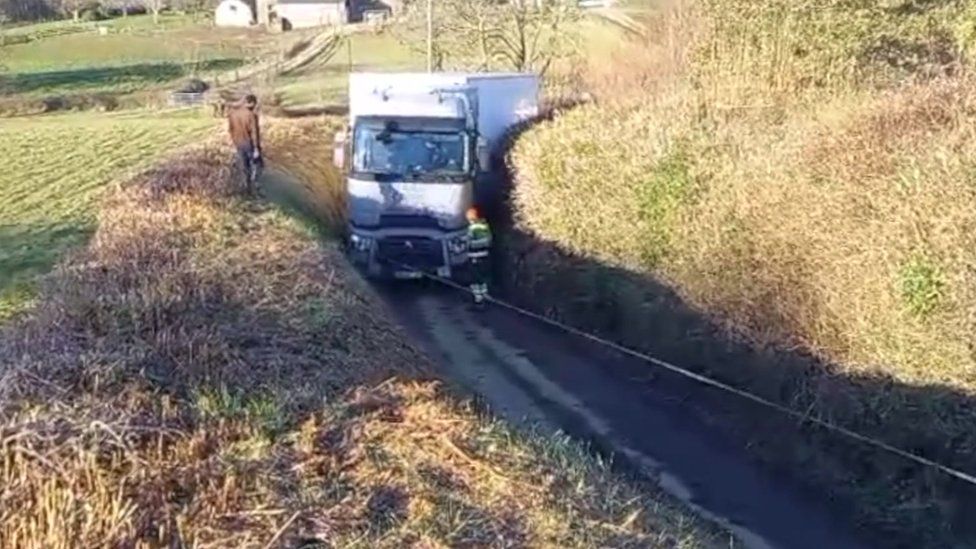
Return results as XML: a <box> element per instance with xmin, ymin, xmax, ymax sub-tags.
<box><xmin>275</xmin><ymin>0</ymin><xmax>350</xmax><ymax>30</ymax></box>
<box><xmin>214</xmin><ymin>0</ymin><xmax>401</xmax><ymax>30</ymax></box>
<box><xmin>354</xmin><ymin>0</ymin><xmax>402</xmax><ymax>19</ymax></box>
<box><xmin>215</xmin><ymin>0</ymin><xmax>255</xmax><ymax>27</ymax></box>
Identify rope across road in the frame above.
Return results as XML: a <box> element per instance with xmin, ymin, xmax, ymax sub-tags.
<box><xmin>386</xmin><ymin>259</ymin><xmax>976</xmax><ymax>488</ymax></box>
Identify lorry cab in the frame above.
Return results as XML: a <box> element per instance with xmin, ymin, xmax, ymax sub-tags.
<box><xmin>335</xmin><ymin>72</ymin><xmax>539</xmax><ymax>280</ymax></box>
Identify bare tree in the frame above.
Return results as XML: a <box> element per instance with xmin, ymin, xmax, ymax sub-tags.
<box><xmin>0</xmin><ymin>16</ymin><xmax>8</xmax><ymax>75</ymax></box>
<box><xmin>397</xmin><ymin>0</ymin><xmax>580</xmax><ymax>74</ymax></box>
<box><xmin>491</xmin><ymin>0</ymin><xmax>580</xmax><ymax>74</ymax></box>
<box><xmin>170</xmin><ymin>0</ymin><xmax>211</xmax><ymax>18</ymax></box>
<box><xmin>62</xmin><ymin>0</ymin><xmax>85</xmax><ymax>20</ymax></box>
<box><xmin>0</xmin><ymin>0</ymin><xmax>57</xmax><ymax>22</ymax></box>
<box><xmin>141</xmin><ymin>0</ymin><xmax>165</xmax><ymax>23</ymax></box>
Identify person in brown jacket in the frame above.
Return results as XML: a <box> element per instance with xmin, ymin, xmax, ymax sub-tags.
<box><xmin>227</xmin><ymin>94</ymin><xmax>263</xmax><ymax>193</ymax></box>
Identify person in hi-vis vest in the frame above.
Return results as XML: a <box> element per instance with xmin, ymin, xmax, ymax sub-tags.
<box><xmin>466</xmin><ymin>207</ymin><xmax>492</xmax><ymax>306</ymax></box>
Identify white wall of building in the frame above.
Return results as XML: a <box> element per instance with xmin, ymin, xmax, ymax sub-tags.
<box><xmin>215</xmin><ymin>0</ymin><xmax>254</xmax><ymax>27</ymax></box>
<box><xmin>277</xmin><ymin>3</ymin><xmax>346</xmax><ymax>29</ymax></box>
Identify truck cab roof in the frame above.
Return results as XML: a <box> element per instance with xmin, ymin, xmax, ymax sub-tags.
<box><xmin>349</xmin><ymin>72</ymin><xmax>540</xmax><ymax>147</ymax></box>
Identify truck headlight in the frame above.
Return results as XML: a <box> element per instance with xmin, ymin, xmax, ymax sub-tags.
<box><xmin>447</xmin><ymin>235</ymin><xmax>469</xmax><ymax>255</ymax></box>
<box><xmin>349</xmin><ymin>234</ymin><xmax>373</xmax><ymax>252</ymax></box>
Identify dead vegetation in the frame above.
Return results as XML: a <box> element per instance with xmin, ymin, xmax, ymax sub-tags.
<box><xmin>0</xmin><ymin>119</ymin><xmax>727</xmax><ymax>548</ymax></box>
<box><xmin>508</xmin><ymin>0</ymin><xmax>976</xmax><ymax>546</ymax></box>
<box><xmin>261</xmin><ymin>117</ymin><xmax>348</xmax><ymax>232</ymax></box>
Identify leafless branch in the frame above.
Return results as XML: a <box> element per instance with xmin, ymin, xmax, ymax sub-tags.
<box><xmin>396</xmin><ymin>0</ymin><xmax>580</xmax><ymax>73</ymax></box>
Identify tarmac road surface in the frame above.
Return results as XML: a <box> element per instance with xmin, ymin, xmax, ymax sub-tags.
<box><xmin>376</xmin><ymin>282</ymin><xmax>871</xmax><ymax>549</ymax></box>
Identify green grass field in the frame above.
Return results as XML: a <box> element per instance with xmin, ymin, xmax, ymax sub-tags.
<box><xmin>274</xmin><ymin>31</ymin><xmax>422</xmax><ymax>108</ymax></box>
<box><xmin>0</xmin><ymin>13</ymin><xmax>316</xmax><ymax>319</ymax></box>
<box><xmin>0</xmin><ymin>14</ymin><xmax>281</xmax><ymax>101</ymax></box>
<box><xmin>3</xmin><ymin>15</ymin><xmax>268</xmax><ymax>72</ymax></box>
<box><xmin>3</xmin><ymin>13</ymin><xmax>199</xmax><ymax>37</ymax></box>
<box><xmin>0</xmin><ymin>110</ymin><xmax>215</xmax><ymax>320</ymax></box>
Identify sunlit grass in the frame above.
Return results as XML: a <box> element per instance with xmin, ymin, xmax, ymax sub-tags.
<box><xmin>0</xmin><ymin>15</ymin><xmax>279</xmax><ymax>103</ymax></box>
<box><xmin>3</xmin><ymin>17</ymin><xmax>264</xmax><ymax>73</ymax></box>
<box><xmin>0</xmin><ymin>110</ymin><xmax>215</xmax><ymax>320</ymax></box>
<box><xmin>275</xmin><ymin>32</ymin><xmax>423</xmax><ymax>108</ymax></box>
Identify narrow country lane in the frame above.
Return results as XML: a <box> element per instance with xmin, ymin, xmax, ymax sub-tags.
<box><xmin>259</xmin><ymin>168</ymin><xmax>870</xmax><ymax>549</ymax></box>
<box><xmin>377</xmin><ymin>283</ymin><xmax>870</xmax><ymax>549</ymax></box>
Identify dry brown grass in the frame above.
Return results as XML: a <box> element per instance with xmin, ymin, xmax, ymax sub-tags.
<box><xmin>508</xmin><ymin>0</ymin><xmax>976</xmax><ymax>545</ymax></box>
<box><xmin>670</xmin><ymin>78</ymin><xmax>976</xmax><ymax>387</ymax></box>
<box><xmin>262</xmin><ymin>117</ymin><xmax>348</xmax><ymax>231</ymax></box>
<box><xmin>0</xmin><ymin>120</ymin><xmax>727</xmax><ymax>548</ymax></box>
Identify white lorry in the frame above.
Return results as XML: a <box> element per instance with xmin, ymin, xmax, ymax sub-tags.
<box><xmin>333</xmin><ymin>72</ymin><xmax>540</xmax><ymax>280</ymax></box>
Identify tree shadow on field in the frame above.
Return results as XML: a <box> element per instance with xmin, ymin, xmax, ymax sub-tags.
<box><xmin>0</xmin><ymin>222</ymin><xmax>96</xmax><ymax>298</ymax></box>
<box><xmin>487</xmin><ymin>112</ymin><xmax>976</xmax><ymax>549</ymax></box>
<box><xmin>0</xmin><ymin>58</ymin><xmax>245</xmax><ymax>95</ymax></box>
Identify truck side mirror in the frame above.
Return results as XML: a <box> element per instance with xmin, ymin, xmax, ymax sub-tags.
<box><xmin>333</xmin><ymin>130</ymin><xmax>348</xmax><ymax>170</ymax></box>
<box><xmin>476</xmin><ymin>136</ymin><xmax>490</xmax><ymax>172</ymax></box>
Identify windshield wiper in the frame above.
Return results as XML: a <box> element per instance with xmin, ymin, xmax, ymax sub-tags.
<box><xmin>359</xmin><ymin>170</ymin><xmax>403</xmax><ymax>182</ymax></box>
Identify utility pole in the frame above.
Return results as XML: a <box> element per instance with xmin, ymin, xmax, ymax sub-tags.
<box><xmin>426</xmin><ymin>0</ymin><xmax>434</xmax><ymax>72</ymax></box>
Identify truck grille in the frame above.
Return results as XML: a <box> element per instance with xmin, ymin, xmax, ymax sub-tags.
<box><xmin>377</xmin><ymin>237</ymin><xmax>443</xmax><ymax>270</ymax></box>
<box><xmin>379</xmin><ymin>214</ymin><xmax>442</xmax><ymax>229</ymax></box>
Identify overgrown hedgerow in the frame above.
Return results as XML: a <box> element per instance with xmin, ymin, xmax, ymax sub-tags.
<box><xmin>695</xmin><ymin>0</ymin><xmax>972</xmax><ymax>98</ymax></box>
<box><xmin>510</xmin><ymin>1</ymin><xmax>976</xmax><ymax>546</ymax></box>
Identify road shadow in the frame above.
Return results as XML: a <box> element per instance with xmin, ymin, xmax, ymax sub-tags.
<box><xmin>488</xmin><ymin>122</ymin><xmax>976</xmax><ymax>549</ymax></box>
<box><xmin>0</xmin><ymin>58</ymin><xmax>245</xmax><ymax>95</ymax></box>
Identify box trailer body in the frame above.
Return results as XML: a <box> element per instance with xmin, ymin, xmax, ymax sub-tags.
<box><xmin>338</xmin><ymin>72</ymin><xmax>539</xmax><ymax>280</ymax></box>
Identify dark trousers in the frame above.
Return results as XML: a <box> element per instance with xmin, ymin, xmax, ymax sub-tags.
<box><xmin>469</xmin><ymin>252</ymin><xmax>490</xmax><ymax>303</ymax></box>
<box><xmin>236</xmin><ymin>143</ymin><xmax>262</xmax><ymax>190</ymax></box>
<box><xmin>471</xmin><ymin>255</ymin><xmax>490</xmax><ymax>284</ymax></box>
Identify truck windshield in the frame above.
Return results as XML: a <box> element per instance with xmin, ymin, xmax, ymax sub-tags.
<box><xmin>353</xmin><ymin>127</ymin><xmax>467</xmax><ymax>178</ymax></box>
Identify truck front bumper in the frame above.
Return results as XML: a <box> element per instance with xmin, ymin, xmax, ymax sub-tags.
<box><xmin>347</xmin><ymin>228</ymin><xmax>470</xmax><ymax>280</ymax></box>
